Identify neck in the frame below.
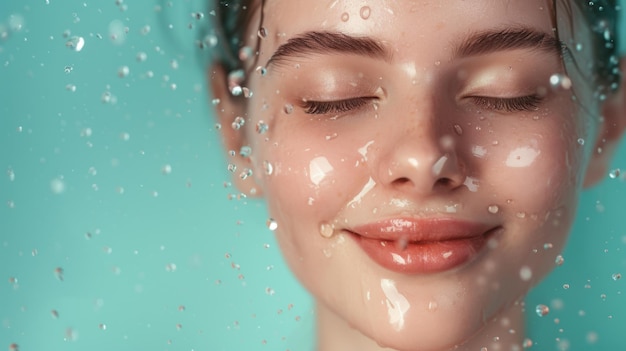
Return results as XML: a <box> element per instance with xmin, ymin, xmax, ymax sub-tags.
<box><xmin>315</xmin><ymin>301</ymin><xmax>526</xmax><ymax>351</ymax></box>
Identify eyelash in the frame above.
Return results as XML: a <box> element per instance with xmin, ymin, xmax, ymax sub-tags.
<box><xmin>301</xmin><ymin>94</ymin><xmax>543</xmax><ymax>115</ymax></box>
<box><xmin>469</xmin><ymin>95</ymin><xmax>543</xmax><ymax>112</ymax></box>
<box><xmin>302</xmin><ymin>97</ymin><xmax>376</xmax><ymax>115</ymax></box>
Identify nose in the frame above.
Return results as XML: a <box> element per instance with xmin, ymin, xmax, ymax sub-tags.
<box><xmin>378</xmin><ymin>123</ymin><xmax>466</xmax><ymax>196</ymax></box>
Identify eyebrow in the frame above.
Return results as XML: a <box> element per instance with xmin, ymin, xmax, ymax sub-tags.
<box><xmin>265</xmin><ymin>27</ymin><xmax>565</xmax><ymax>69</ymax></box>
<box><xmin>454</xmin><ymin>27</ymin><xmax>565</xmax><ymax>58</ymax></box>
<box><xmin>266</xmin><ymin>31</ymin><xmax>391</xmax><ymax>68</ymax></box>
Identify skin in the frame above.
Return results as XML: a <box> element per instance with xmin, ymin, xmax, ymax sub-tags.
<box><xmin>210</xmin><ymin>1</ymin><xmax>626</xmax><ymax>350</ymax></box>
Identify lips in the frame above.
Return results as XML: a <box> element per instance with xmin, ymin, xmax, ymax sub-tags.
<box><xmin>348</xmin><ymin>218</ymin><xmax>501</xmax><ymax>275</ymax></box>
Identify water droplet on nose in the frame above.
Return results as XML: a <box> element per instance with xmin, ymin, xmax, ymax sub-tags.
<box><xmin>341</xmin><ymin>12</ymin><xmax>350</xmax><ymax>22</ymax></box>
<box><xmin>256</xmin><ymin>121</ymin><xmax>269</xmax><ymax>134</ymax></box>
<box><xmin>231</xmin><ymin>116</ymin><xmax>245</xmax><ymax>130</ymax></box>
<box><xmin>266</xmin><ymin>218</ymin><xmax>278</xmax><ymax>231</ymax></box>
<box><xmin>555</xmin><ymin>255</ymin><xmax>565</xmax><ymax>266</ymax></box>
<box><xmin>319</xmin><ymin>223</ymin><xmax>334</xmax><ymax>238</ymax></box>
<box><xmin>66</xmin><ymin>36</ymin><xmax>85</xmax><ymax>51</ymax></box>
<box><xmin>263</xmin><ymin>160</ymin><xmax>274</xmax><ymax>175</ymax></box>
<box><xmin>283</xmin><ymin>104</ymin><xmax>294</xmax><ymax>114</ymax></box>
<box><xmin>609</xmin><ymin>168</ymin><xmax>621</xmax><ymax>179</ymax></box>
<box><xmin>535</xmin><ymin>304</ymin><xmax>550</xmax><ymax>317</ymax></box>
<box><xmin>453</xmin><ymin>124</ymin><xmax>463</xmax><ymax>136</ymax></box>
<box><xmin>549</xmin><ymin>74</ymin><xmax>572</xmax><ymax>90</ymax></box>
<box><xmin>487</xmin><ymin>205</ymin><xmax>499</xmax><ymax>214</ymax></box>
<box><xmin>612</xmin><ymin>273</ymin><xmax>621</xmax><ymax>281</ymax></box>
<box><xmin>258</xmin><ymin>27</ymin><xmax>268</xmax><ymax>39</ymax></box>
<box><xmin>359</xmin><ymin>6</ymin><xmax>371</xmax><ymax>19</ymax></box>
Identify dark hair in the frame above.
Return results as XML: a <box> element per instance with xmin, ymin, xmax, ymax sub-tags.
<box><xmin>208</xmin><ymin>0</ymin><xmax>621</xmax><ymax>93</ymax></box>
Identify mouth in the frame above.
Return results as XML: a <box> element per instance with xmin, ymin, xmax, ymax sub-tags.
<box><xmin>347</xmin><ymin>218</ymin><xmax>502</xmax><ymax>275</ymax></box>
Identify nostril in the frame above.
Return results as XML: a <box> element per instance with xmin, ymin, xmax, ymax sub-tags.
<box><xmin>392</xmin><ymin>177</ymin><xmax>413</xmax><ymax>186</ymax></box>
<box><xmin>435</xmin><ymin>178</ymin><xmax>454</xmax><ymax>188</ymax></box>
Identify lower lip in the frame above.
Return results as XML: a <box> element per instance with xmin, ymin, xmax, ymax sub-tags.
<box><xmin>351</xmin><ymin>228</ymin><xmax>500</xmax><ymax>275</ymax></box>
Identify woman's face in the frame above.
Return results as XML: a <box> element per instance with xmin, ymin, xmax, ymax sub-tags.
<box><xmin>219</xmin><ymin>0</ymin><xmax>599</xmax><ymax>349</ymax></box>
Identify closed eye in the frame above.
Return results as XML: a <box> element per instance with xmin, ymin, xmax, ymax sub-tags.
<box><xmin>301</xmin><ymin>97</ymin><xmax>378</xmax><ymax>115</ymax></box>
<box><xmin>468</xmin><ymin>95</ymin><xmax>543</xmax><ymax>112</ymax></box>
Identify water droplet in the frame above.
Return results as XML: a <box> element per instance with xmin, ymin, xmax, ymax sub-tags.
<box><xmin>191</xmin><ymin>12</ymin><xmax>204</xmax><ymax>20</ymax></box>
<box><xmin>227</xmin><ymin>163</ymin><xmax>237</xmax><ymax>173</ymax></box>
<box><xmin>50</xmin><ymin>178</ymin><xmax>66</xmax><ymax>194</ymax></box>
<box><xmin>64</xmin><ymin>65</ymin><xmax>73</xmax><ymax>74</ymax></box>
<box><xmin>266</xmin><ymin>218</ymin><xmax>278</xmax><ymax>231</ymax></box>
<box><xmin>519</xmin><ymin>266</ymin><xmax>532</xmax><ymax>281</ymax></box>
<box><xmin>165</xmin><ymin>263</ymin><xmax>177</xmax><ymax>272</ymax></box>
<box><xmin>175</xmin><ymin>323</ymin><xmax>182</xmax><ymax>330</ymax></box>
<box><xmin>609</xmin><ymin>168</ymin><xmax>621</xmax><ymax>179</ymax></box>
<box><xmin>230</xmin><ymin>85</ymin><xmax>242</xmax><ymax>96</ymax></box>
<box><xmin>161</xmin><ymin>164</ymin><xmax>172</xmax><ymax>175</ymax></box>
<box><xmin>211</xmin><ymin>98</ymin><xmax>221</xmax><ymax>106</ymax></box>
<box><xmin>257</xmin><ymin>27</ymin><xmax>268</xmax><ymax>39</ymax></box>
<box><xmin>577</xmin><ymin>138</ymin><xmax>585</xmax><ymax>145</ymax></box>
<box><xmin>341</xmin><ymin>12</ymin><xmax>349</xmax><ymax>22</ymax></box>
<box><xmin>555</xmin><ymin>255</ymin><xmax>565</xmax><ymax>266</ymax></box>
<box><xmin>65</xmin><ymin>84</ymin><xmax>76</xmax><ymax>92</ymax></box>
<box><xmin>242</xmin><ymin>87</ymin><xmax>253</xmax><ymax>98</ymax></box>
<box><xmin>480</xmin><ymin>347</ymin><xmax>488</xmax><ymax>351</ymax></box>
<box><xmin>265</xmin><ymin>287</ymin><xmax>275</xmax><ymax>295</ymax></box>
<box><xmin>51</xmin><ymin>309</ymin><xmax>59</xmax><ymax>318</ymax></box>
<box><xmin>98</xmin><ymin>323</ymin><xmax>107</xmax><ymax>330</ymax></box>
<box><xmin>523</xmin><ymin>338</ymin><xmax>533</xmax><ymax>348</ymax></box>
<box><xmin>487</xmin><ymin>205</ymin><xmax>499</xmax><ymax>214</ymax></box>
<box><xmin>117</xmin><ymin>66</ymin><xmax>129</xmax><ymax>78</ymax></box>
<box><xmin>178</xmin><ymin>305</ymin><xmax>185</xmax><ymax>311</ymax></box>
<box><xmin>549</xmin><ymin>73</ymin><xmax>572</xmax><ymax>90</ymax></box>
<box><xmin>9</xmin><ymin>343</ymin><xmax>19</xmax><ymax>351</ymax></box>
<box><xmin>575</xmin><ymin>42</ymin><xmax>584</xmax><ymax>51</ymax></box>
<box><xmin>231</xmin><ymin>116</ymin><xmax>245</xmax><ymax>130</ymax></box>
<box><xmin>535</xmin><ymin>304</ymin><xmax>550</xmax><ymax>317</ymax></box>
<box><xmin>54</xmin><ymin>267</ymin><xmax>64</xmax><ymax>281</ymax></box>
<box><xmin>283</xmin><ymin>103</ymin><xmax>294</xmax><ymax>114</ymax></box>
<box><xmin>7</xmin><ymin>168</ymin><xmax>15</xmax><ymax>182</ymax></box>
<box><xmin>543</xmin><ymin>242</ymin><xmax>553</xmax><ymax>250</ymax></box>
<box><xmin>136</xmin><ymin>51</ymin><xmax>147</xmax><ymax>62</ymax></box>
<box><xmin>319</xmin><ymin>223</ymin><xmax>334</xmax><ymax>238</ymax></box>
<box><xmin>239</xmin><ymin>168</ymin><xmax>253</xmax><ymax>180</ymax></box>
<box><xmin>453</xmin><ymin>124</ymin><xmax>463</xmax><ymax>135</ymax></box>
<box><xmin>612</xmin><ymin>273</ymin><xmax>621</xmax><ymax>281</ymax></box>
<box><xmin>239</xmin><ymin>146</ymin><xmax>252</xmax><ymax>157</ymax></box>
<box><xmin>255</xmin><ymin>66</ymin><xmax>267</xmax><ymax>76</ymax></box>
<box><xmin>563</xmin><ymin>283</ymin><xmax>570</xmax><ymax>289</ymax></box>
<box><xmin>359</xmin><ymin>6</ymin><xmax>371</xmax><ymax>19</ymax></box>
<box><xmin>256</xmin><ymin>121</ymin><xmax>269</xmax><ymax>134</ymax></box>
<box><xmin>516</xmin><ymin>212</ymin><xmax>527</xmax><ymax>219</ymax></box>
<box><xmin>66</xmin><ymin>36</ymin><xmax>85</xmax><ymax>51</ymax></box>
<box><xmin>238</xmin><ymin>46</ymin><xmax>253</xmax><ymax>61</ymax></box>
<box><xmin>263</xmin><ymin>160</ymin><xmax>274</xmax><ymax>175</ymax></box>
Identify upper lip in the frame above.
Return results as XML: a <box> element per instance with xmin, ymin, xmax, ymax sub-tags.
<box><xmin>347</xmin><ymin>218</ymin><xmax>497</xmax><ymax>242</ymax></box>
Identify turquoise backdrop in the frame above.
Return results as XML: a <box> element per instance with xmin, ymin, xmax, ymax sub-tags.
<box><xmin>0</xmin><ymin>1</ymin><xmax>624</xmax><ymax>350</ymax></box>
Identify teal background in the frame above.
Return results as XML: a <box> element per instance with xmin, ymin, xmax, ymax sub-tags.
<box><xmin>0</xmin><ymin>1</ymin><xmax>624</xmax><ymax>350</ymax></box>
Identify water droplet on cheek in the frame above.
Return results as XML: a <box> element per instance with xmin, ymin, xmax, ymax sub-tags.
<box><xmin>320</xmin><ymin>223</ymin><xmax>334</xmax><ymax>238</ymax></box>
<box><xmin>487</xmin><ymin>205</ymin><xmax>499</xmax><ymax>214</ymax></box>
<box><xmin>359</xmin><ymin>6</ymin><xmax>371</xmax><ymax>19</ymax></box>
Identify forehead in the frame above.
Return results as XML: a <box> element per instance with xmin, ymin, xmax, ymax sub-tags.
<box><xmin>253</xmin><ymin>0</ymin><xmax>555</xmax><ymax>59</ymax></box>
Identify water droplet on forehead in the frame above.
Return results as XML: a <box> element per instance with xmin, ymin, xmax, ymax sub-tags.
<box><xmin>360</xmin><ymin>6</ymin><xmax>371</xmax><ymax>19</ymax></box>
<box><xmin>535</xmin><ymin>304</ymin><xmax>550</xmax><ymax>317</ymax></box>
<box><xmin>66</xmin><ymin>36</ymin><xmax>85</xmax><ymax>51</ymax></box>
<box><xmin>266</xmin><ymin>218</ymin><xmax>278</xmax><ymax>231</ymax></box>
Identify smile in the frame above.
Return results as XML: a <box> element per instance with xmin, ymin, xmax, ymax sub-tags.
<box><xmin>348</xmin><ymin>218</ymin><xmax>502</xmax><ymax>275</ymax></box>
